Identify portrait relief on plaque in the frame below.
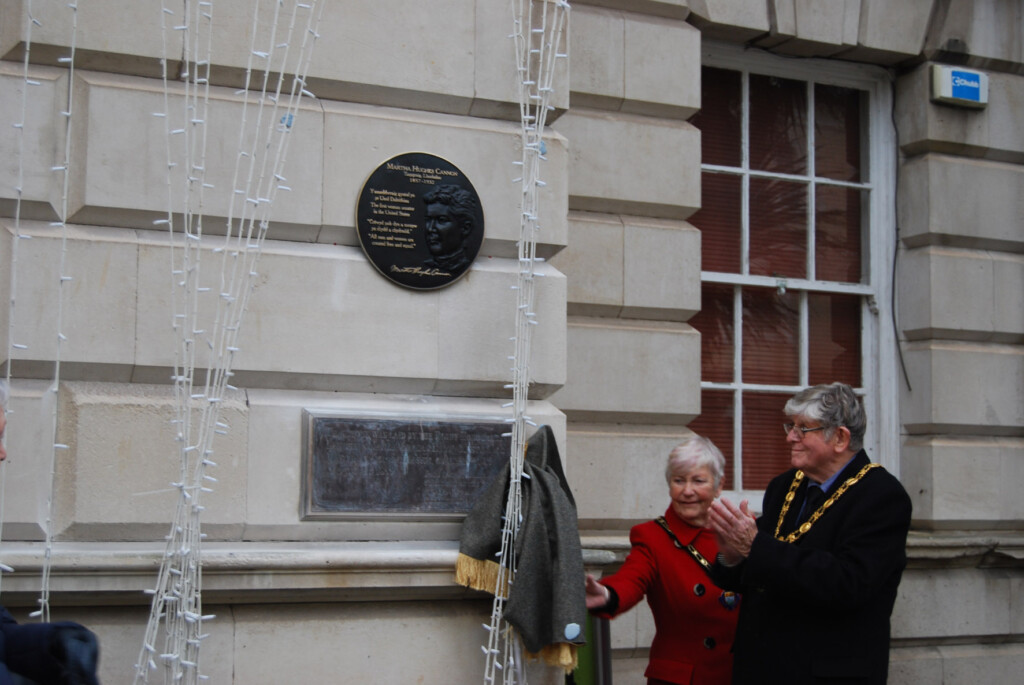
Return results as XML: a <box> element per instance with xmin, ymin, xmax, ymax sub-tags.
<box><xmin>356</xmin><ymin>152</ymin><xmax>485</xmax><ymax>290</ymax></box>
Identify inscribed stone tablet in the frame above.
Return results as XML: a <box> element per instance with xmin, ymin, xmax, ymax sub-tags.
<box><xmin>303</xmin><ymin>413</ymin><xmax>510</xmax><ymax>518</ymax></box>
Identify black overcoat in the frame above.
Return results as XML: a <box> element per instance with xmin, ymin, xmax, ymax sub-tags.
<box><xmin>711</xmin><ymin>450</ymin><xmax>912</xmax><ymax>685</ymax></box>
<box><xmin>0</xmin><ymin>605</ymin><xmax>100</xmax><ymax>684</ymax></box>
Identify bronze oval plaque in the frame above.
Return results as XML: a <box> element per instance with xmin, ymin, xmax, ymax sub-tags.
<box><xmin>356</xmin><ymin>152</ymin><xmax>485</xmax><ymax>290</ymax></box>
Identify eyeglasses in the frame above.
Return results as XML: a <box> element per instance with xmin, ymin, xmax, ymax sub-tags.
<box><xmin>783</xmin><ymin>423</ymin><xmax>827</xmax><ymax>437</ymax></box>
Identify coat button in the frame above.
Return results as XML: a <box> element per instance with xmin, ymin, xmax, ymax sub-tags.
<box><xmin>703</xmin><ymin>637</ymin><xmax>716</xmax><ymax>649</ymax></box>
<box><xmin>693</xmin><ymin>583</ymin><xmax>705</xmax><ymax>596</ymax></box>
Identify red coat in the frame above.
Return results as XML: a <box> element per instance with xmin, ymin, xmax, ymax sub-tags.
<box><xmin>596</xmin><ymin>507</ymin><xmax>739</xmax><ymax>685</ymax></box>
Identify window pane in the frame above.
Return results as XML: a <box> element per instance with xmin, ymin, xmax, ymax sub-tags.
<box><xmin>693</xmin><ymin>172</ymin><xmax>742</xmax><ymax>273</ymax></box>
<box><xmin>691</xmin><ymin>283</ymin><xmax>734</xmax><ymax>383</ymax></box>
<box><xmin>750</xmin><ymin>178</ymin><xmax>807</xmax><ymax>279</ymax></box>
<box><xmin>696</xmin><ymin>60</ymin><xmax>881</xmax><ymax>494</ymax></box>
<box><xmin>816</xmin><ymin>186</ymin><xmax>863</xmax><ymax>283</ymax></box>
<box><xmin>692</xmin><ymin>67</ymin><xmax>741</xmax><ymax>167</ymax></box>
<box><xmin>750</xmin><ymin>74</ymin><xmax>807</xmax><ymax>175</ymax></box>
<box><xmin>815</xmin><ymin>84</ymin><xmax>862</xmax><ymax>182</ymax></box>
<box><xmin>741</xmin><ymin>392</ymin><xmax>793</xmax><ymax>490</ymax></box>
<box><xmin>689</xmin><ymin>389</ymin><xmax>735</xmax><ymax>490</ymax></box>
<box><xmin>742</xmin><ymin>287</ymin><xmax>799</xmax><ymax>385</ymax></box>
<box><xmin>808</xmin><ymin>293</ymin><xmax>862</xmax><ymax>386</ymax></box>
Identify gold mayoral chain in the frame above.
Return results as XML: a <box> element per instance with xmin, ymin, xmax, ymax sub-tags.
<box><xmin>773</xmin><ymin>463</ymin><xmax>881</xmax><ymax>543</ymax></box>
<box><xmin>654</xmin><ymin>516</ymin><xmax>713</xmax><ymax>576</ymax></box>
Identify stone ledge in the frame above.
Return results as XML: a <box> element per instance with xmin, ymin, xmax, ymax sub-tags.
<box><xmin>0</xmin><ymin>541</ymin><xmax>617</xmax><ymax>607</ymax></box>
<box><xmin>574</xmin><ymin>0</ymin><xmax>691</xmax><ymax>21</ymax></box>
<box><xmin>581</xmin><ymin>530</ymin><xmax>1024</xmax><ymax>569</ymax></box>
<box><xmin>0</xmin><ymin>541</ymin><xmax>463</xmax><ymax>607</ymax></box>
<box><xmin>905</xmin><ymin>530</ymin><xmax>1024</xmax><ymax>568</ymax></box>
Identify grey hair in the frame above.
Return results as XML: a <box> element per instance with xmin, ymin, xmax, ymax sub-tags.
<box><xmin>0</xmin><ymin>379</ymin><xmax>8</xmax><ymax>410</ymax></box>
<box><xmin>784</xmin><ymin>382</ymin><xmax>866</xmax><ymax>453</ymax></box>
<box><xmin>665</xmin><ymin>434</ymin><xmax>726</xmax><ymax>489</ymax></box>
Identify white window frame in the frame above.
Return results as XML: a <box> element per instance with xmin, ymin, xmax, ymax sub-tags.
<box><xmin>699</xmin><ymin>42</ymin><xmax>899</xmax><ymax>500</ymax></box>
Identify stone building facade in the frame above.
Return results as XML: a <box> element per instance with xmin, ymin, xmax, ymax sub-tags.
<box><xmin>0</xmin><ymin>1</ymin><xmax>1021</xmax><ymax>683</ymax></box>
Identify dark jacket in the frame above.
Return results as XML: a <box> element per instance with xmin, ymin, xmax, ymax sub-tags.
<box><xmin>0</xmin><ymin>605</ymin><xmax>100</xmax><ymax>685</ymax></box>
<box><xmin>711</xmin><ymin>451</ymin><xmax>912</xmax><ymax>685</ymax></box>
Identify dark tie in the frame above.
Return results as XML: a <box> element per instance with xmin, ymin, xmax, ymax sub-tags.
<box><xmin>798</xmin><ymin>485</ymin><xmax>825</xmax><ymax>525</ymax></box>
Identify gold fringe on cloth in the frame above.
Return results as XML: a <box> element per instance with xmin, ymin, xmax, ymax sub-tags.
<box><xmin>454</xmin><ymin>553</ymin><xmax>579</xmax><ymax>673</ymax></box>
<box><xmin>455</xmin><ymin>552</ymin><xmax>509</xmax><ymax>597</ymax></box>
<box><xmin>526</xmin><ymin>642</ymin><xmax>579</xmax><ymax>672</ymax></box>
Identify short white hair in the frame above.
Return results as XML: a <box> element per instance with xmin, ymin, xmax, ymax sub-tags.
<box><xmin>0</xmin><ymin>379</ymin><xmax>8</xmax><ymax>410</ymax></box>
<box><xmin>665</xmin><ymin>434</ymin><xmax>726</xmax><ymax>489</ymax></box>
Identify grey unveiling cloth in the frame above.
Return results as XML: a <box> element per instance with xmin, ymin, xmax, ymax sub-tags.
<box><xmin>455</xmin><ymin>425</ymin><xmax>586</xmax><ymax>670</ymax></box>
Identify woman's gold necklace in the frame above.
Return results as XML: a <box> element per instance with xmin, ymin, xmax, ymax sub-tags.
<box><xmin>773</xmin><ymin>463</ymin><xmax>881</xmax><ymax>543</ymax></box>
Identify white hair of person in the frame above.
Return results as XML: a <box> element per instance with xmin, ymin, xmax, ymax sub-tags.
<box><xmin>665</xmin><ymin>434</ymin><xmax>726</xmax><ymax>489</ymax></box>
<box><xmin>0</xmin><ymin>379</ymin><xmax>8</xmax><ymax>410</ymax></box>
<box><xmin>784</xmin><ymin>382</ymin><xmax>867</xmax><ymax>453</ymax></box>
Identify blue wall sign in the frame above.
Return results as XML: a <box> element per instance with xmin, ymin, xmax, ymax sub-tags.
<box><xmin>931</xmin><ymin>65</ymin><xmax>988</xmax><ymax>108</ymax></box>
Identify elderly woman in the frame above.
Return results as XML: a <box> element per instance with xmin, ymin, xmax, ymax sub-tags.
<box><xmin>585</xmin><ymin>435</ymin><xmax>738</xmax><ymax>685</ymax></box>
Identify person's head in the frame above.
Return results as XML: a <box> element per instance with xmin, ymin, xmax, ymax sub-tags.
<box><xmin>0</xmin><ymin>380</ymin><xmax>8</xmax><ymax>462</ymax></box>
<box><xmin>423</xmin><ymin>185</ymin><xmax>476</xmax><ymax>257</ymax></box>
<box><xmin>664</xmin><ymin>434</ymin><xmax>725</xmax><ymax>527</ymax></box>
<box><xmin>783</xmin><ymin>382</ymin><xmax>865</xmax><ymax>482</ymax></box>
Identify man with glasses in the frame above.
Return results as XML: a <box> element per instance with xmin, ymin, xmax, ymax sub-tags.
<box><xmin>708</xmin><ymin>382</ymin><xmax>911</xmax><ymax>684</ymax></box>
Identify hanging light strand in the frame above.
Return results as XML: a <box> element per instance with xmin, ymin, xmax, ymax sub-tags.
<box><xmin>133</xmin><ymin>2</ymin><xmax>324</xmax><ymax>684</ymax></box>
<box><xmin>481</xmin><ymin>2</ymin><xmax>569</xmax><ymax>684</ymax></box>
<box><xmin>0</xmin><ymin>0</ymin><xmax>44</xmax><ymax>601</ymax></box>
<box><xmin>33</xmin><ymin>0</ymin><xmax>80</xmax><ymax>625</ymax></box>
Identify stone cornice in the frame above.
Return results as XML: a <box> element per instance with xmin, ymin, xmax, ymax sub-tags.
<box><xmin>579</xmin><ymin>530</ymin><xmax>1024</xmax><ymax>569</ymax></box>
<box><xmin>1</xmin><ymin>531</ymin><xmax>1014</xmax><ymax>610</ymax></box>
<box><xmin>905</xmin><ymin>530</ymin><xmax>1024</xmax><ymax>568</ymax></box>
<box><xmin>0</xmin><ymin>541</ymin><xmax>617</xmax><ymax>608</ymax></box>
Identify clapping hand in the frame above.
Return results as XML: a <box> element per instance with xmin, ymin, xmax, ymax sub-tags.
<box><xmin>709</xmin><ymin>498</ymin><xmax>757</xmax><ymax>564</ymax></box>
